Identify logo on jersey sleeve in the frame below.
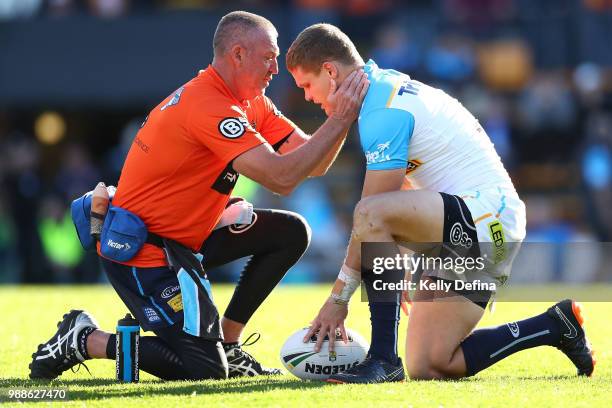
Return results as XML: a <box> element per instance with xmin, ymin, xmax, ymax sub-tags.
<box><xmin>160</xmin><ymin>86</ymin><xmax>185</xmax><ymax>111</ymax></box>
<box><xmin>405</xmin><ymin>159</ymin><xmax>422</xmax><ymax>174</ymax></box>
<box><xmin>218</xmin><ymin>117</ymin><xmax>249</xmax><ymax>139</ymax></box>
<box><xmin>212</xmin><ymin>162</ymin><xmax>239</xmax><ymax>194</ymax></box>
<box><xmin>365</xmin><ymin>141</ymin><xmax>391</xmax><ymax>165</ymax></box>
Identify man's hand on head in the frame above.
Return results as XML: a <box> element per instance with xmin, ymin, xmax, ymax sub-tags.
<box><xmin>327</xmin><ymin>69</ymin><xmax>369</xmax><ymax>126</ymax></box>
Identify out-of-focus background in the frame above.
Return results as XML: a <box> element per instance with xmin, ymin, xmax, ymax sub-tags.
<box><xmin>0</xmin><ymin>0</ymin><xmax>611</xmax><ymax>285</ymax></box>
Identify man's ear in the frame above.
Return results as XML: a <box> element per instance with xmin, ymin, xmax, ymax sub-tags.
<box><xmin>322</xmin><ymin>62</ymin><xmax>339</xmax><ymax>79</ymax></box>
<box><xmin>230</xmin><ymin>44</ymin><xmax>244</xmax><ymax>66</ymax></box>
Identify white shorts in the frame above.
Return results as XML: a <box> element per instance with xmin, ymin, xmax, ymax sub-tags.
<box><xmin>458</xmin><ymin>187</ymin><xmax>526</xmax><ymax>283</ymax></box>
<box><xmin>420</xmin><ymin>187</ymin><xmax>526</xmax><ymax>288</ymax></box>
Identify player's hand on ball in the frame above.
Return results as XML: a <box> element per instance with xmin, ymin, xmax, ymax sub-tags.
<box><xmin>304</xmin><ymin>298</ymin><xmax>348</xmax><ymax>352</ymax></box>
<box><xmin>327</xmin><ymin>69</ymin><xmax>369</xmax><ymax>125</ymax></box>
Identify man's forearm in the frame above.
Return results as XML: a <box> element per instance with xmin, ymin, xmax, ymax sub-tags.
<box><xmin>344</xmin><ymin>232</ymin><xmax>361</xmax><ymax>273</ymax></box>
<box><xmin>233</xmin><ymin>70</ymin><xmax>368</xmax><ymax>195</ymax></box>
<box><xmin>310</xmin><ymin>130</ymin><xmax>348</xmax><ymax>177</ymax></box>
<box><xmin>328</xmin><ymin>232</ymin><xmax>362</xmax><ymax>304</ymax></box>
<box><xmin>276</xmin><ymin>117</ymin><xmax>350</xmax><ymax>188</ymax></box>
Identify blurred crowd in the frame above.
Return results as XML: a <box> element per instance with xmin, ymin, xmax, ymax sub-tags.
<box><xmin>0</xmin><ymin>0</ymin><xmax>611</xmax><ymax>283</ymax></box>
<box><xmin>0</xmin><ymin>0</ymin><xmax>611</xmax><ymax>20</ymax></box>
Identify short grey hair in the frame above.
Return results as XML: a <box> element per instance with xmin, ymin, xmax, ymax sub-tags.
<box><xmin>213</xmin><ymin>11</ymin><xmax>277</xmax><ymax>56</ymax></box>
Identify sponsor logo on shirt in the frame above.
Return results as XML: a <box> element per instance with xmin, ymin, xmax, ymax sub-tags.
<box><xmin>218</xmin><ymin>117</ymin><xmax>249</xmax><ymax>139</ymax></box>
<box><xmin>365</xmin><ymin>141</ymin><xmax>391</xmax><ymax>165</ymax></box>
<box><xmin>160</xmin><ymin>86</ymin><xmax>185</xmax><ymax>111</ymax></box>
<box><xmin>134</xmin><ymin>135</ymin><xmax>150</xmax><ymax>153</ymax></box>
<box><xmin>212</xmin><ymin>162</ymin><xmax>239</xmax><ymax>194</ymax></box>
<box><xmin>405</xmin><ymin>159</ymin><xmax>422</xmax><ymax>174</ymax></box>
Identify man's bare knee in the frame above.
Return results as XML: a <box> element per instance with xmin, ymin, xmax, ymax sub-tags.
<box><xmin>406</xmin><ymin>360</ymin><xmax>445</xmax><ymax>380</ymax></box>
<box><xmin>406</xmin><ymin>340</ymin><xmax>464</xmax><ymax>380</ymax></box>
<box><xmin>411</xmin><ymin>356</ymin><xmax>466</xmax><ymax>380</ymax></box>
<box><xmin>353</xmin><ymin>198</ymin><xmax>388</xmax><ymax>240</ymax></box>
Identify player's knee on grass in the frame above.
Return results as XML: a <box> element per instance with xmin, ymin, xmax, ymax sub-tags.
<box><xmin>183</xmin><ymin>359</ymin><xmax>228</xmax><ymax>380</ymax></box>
<box><xmin>153</xmin><ymin>326</ymin><xmax>229</xmax><ymax>380</ymax></box>
<box><xmin>353</xmin><ymin>197</ymin><xmax>388</xmax><ymax>240</ymax></box>
<box><xmin>406</xmin><ymin>356</ymin><xmax>453</xmax><ymax>380</ymax></box>
<box><xmin>406</xmin><ymin>318</ymin><xmax>465</xmax><ymax>380</ymax></box>
<box><xmin>406</xmin><ymin>365</ymin><xmax>442</xmax><ymax>380</ymax></box>
<box><xmin>179</xmin><ymin>340</ymin><xmax>228</xmax><ymax>380</ymax></box>
<box><xmin>405</xmin><ymin>347</ymin><xmax>434</xmax><ymax>380</ymax></box>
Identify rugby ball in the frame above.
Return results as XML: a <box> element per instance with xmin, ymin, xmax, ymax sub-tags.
<box><xmin>280</xmin><ymin>327</ymin><xmax>368</xmax><ymax>380</ymax></box>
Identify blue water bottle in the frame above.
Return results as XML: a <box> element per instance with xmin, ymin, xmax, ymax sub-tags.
<box><xmin>116</xmin><ymin>313</ymin><xmax>140</xmax><ymax>383</ymax></box>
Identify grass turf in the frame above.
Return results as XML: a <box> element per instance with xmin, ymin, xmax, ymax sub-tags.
<box><xmin>0</xmin><ymin>284</ymin><xmax>610</xmax><ymax>407</ymax></box>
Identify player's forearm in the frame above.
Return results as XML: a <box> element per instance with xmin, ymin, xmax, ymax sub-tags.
<box><xmin>328</xmin><ymin>233</ymin><xmax>362</xmax><ymax>304</ymax></box>
<box><xmin>344</xmin><ymin>232</ymin><xmax>362</xmax><ymax>272</ymax></box>
<box><xmin>309</xmin><ymin>130</ymin><xmax>348</xmax><ymax>177</ymax></box>
<box><xmin>273</xmin><ymin>117</ymin><xmax>351</xmax><ymax>192</ymax></box>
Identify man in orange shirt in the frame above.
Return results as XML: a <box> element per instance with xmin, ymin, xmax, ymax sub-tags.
<box><xmin>30</xmin><ymin>11</ymin><xmax>368</xmax><ymax>380</ymax></box>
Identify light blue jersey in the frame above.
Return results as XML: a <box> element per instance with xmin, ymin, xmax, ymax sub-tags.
<box><xmin>359</xmin><ymin>62</ymin><xmax>415</xmax><ymax>171</ymax></box>
<box><xmin>359</xmin><ymin>59</ymin><xmax>515</xmax><ymax>194</ymax></box>
<box><xmin>358</xmin><ymin>60</ymin><xmax>526</xmax><ymax>276</ymax></box>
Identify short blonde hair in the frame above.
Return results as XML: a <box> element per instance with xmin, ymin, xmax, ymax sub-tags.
<box><xmin>286</xmin><ymin>24</ymin><xmax>363</xmax><ymax>73</ymax></box>
<box><xmin>213</xmin><ymin>11</ymin><xmax>277</xmax><ymax>56</ymax></box>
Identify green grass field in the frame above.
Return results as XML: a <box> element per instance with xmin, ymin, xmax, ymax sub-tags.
<box><xmin>0</xmin><ymin>284</ymin><xmax>610</xmax><ymax>407</ymax></box>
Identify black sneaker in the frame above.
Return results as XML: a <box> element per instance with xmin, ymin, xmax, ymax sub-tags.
<box><xmin>547</xmin><ymin>299</ymin><xmax>596</xmax><ymax>377</ymax></box>
<box><xmin>223</xmin><ymin>333</ymin><xmax>282</xmax><ymax>378</ymax></box>
<box><xmin>327</xmin><ymin>355</ymin><xmax>405</xmax><ymax>384</ymax></box>
<box><xmin>29</xmin><ymin>310</ymin><xmax>99</xmax><ymax>380</ymax></box>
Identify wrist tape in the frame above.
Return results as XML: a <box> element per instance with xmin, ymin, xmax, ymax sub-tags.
<box><xmin>330</xmin><ymin>264</ymin><xmax>360</xmax><ymax>304</ymax></box>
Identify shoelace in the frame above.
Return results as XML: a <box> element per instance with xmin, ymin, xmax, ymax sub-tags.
<box><xmin>70</xmin><ymin>361</ymin><xmax>92</xmax><ymax>377</ymax></box>
<box><xmin>228</xmin><ymin>334</ymin><xmax>263</xmax><ymax>367</ymax></box>
<box><xmin>60</xmin><ymin>348</ymin><xmax>92</xmax><ymax>377</ymax></box>
<box><xmin>239</xmin><ymin>333</ymin><xmax>261</xmax><ymax>348</ymax></box>
<box><xmin>227</xmin><ymin>333</ymin><xmax>282</xmax><ymax>375</ymax></box>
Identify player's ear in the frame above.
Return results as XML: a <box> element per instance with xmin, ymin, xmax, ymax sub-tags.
<box><xmin>322</xmin><ymin>62</ymin><xmax>339</xmax><ymax>79</ymax></box>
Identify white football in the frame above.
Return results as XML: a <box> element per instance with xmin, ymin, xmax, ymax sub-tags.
<box><xmin>280</xmin><ymin>327</ymin><xmax>369</xmax><ymax>380</ymax></box>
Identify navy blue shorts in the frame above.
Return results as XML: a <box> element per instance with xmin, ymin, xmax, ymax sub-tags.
<box><xmin>102</xmin><ymin>259</ymin><xmax>186</xmax><ymax>332</ymax></box>
<box><xmin>100</xmin><ymin>208</ymin><xmax>308</xmax><ymax>333</ymax></box>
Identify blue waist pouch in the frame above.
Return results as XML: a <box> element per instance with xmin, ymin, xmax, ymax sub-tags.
<box><xmin>100</xmin><ymin>206</ymin><xmax>148</xmax><ymax>262</ymax></box>
<box><xmin>71</xmin><ymin>192</ymin><xmax>95</xmax><ymax>251</ymax></box>
<box><xmin>71</xmin><ymin>190</ymin><xmax>147</xmax><ymax>262</ymax></box>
